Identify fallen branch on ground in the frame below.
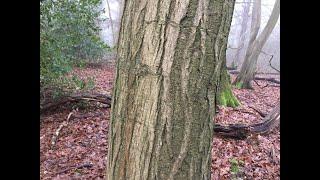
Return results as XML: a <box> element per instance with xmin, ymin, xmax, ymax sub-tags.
<box><xmin>51</xmin><ymin>111</ymin><xmax>74</xmax><ymax>149</ymax></box>
<box><xmin>248</xmin><ymin>106</ymin><xmax>267</xmax><ymax>117</ymax></box>
<box><xmin>254</xmin><ymin>77</ymin><xmax>280</xmax><ymax>84</ymax></box>
<box><xmin>228</xmin><ymin>71</ymin><xmax>280</xmax><ymax>84</ymax></box>
<box><xmin>214</xmin><ymin>102</ymin><xmax>280</xmax><ymax>139</ymax></box>
<box><xmin>227</xmin><ymin>66</ymin><xmax>237</xmax><ymax>71</ymax></box>
<box><xmin>41</xmin><ymin>93</ymin><xmax>112</xmax><ymax>113</ymax></box>
<box><xmin>56</xmin><ymin>163</ymin><xmax>93</xmax><ymax>175</ymax></box>
<box><xmin>45</xmin><ymin>93</ymin><xmax>279</xmax><ymax>140</ymax></box>
<box><xmin>233</xmin><ymin>108</ymin><xmax>256</xmax><ymax>116</ymax></box>
<box><xmin>229</xmin><ymin>70</ymin><xmax>279</xmax><ymax>75</ymax></box>
<box><xmin>253</xmin><ymin>79</ymin><xmax>269</xmax><ymax>88</ymax></box>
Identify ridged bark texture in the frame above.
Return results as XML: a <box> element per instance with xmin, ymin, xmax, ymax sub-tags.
<box><xmin>107</xmin><ymin>0</ymin><xmax>235</xmax><ymax>179</ymax></box>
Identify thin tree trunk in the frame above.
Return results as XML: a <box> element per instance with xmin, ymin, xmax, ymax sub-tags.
<box><xmin>215</xmin><ymin>0</ymin><xmax>239</xmax><ymax>108</ymax></box>
<box><xmin>106</xmin><ymin>0</ymin><xmax>235</xmax><ymax>179</ymax></box>
<box><xmin>106</xmin><ymin>0</ymin><xmax>116</xmax><ymax>46</ymax></box>
<box><xmin>231</xmin><ymin>0</ymin><xmax>251</xmax><ymax>69</ymax></box>
<box><xmin>233</xmin><ymin>0</ymin><xmax>260</xmax><ymax>89</ymax></box>
<box><xmin>234</xmin><ymin>0</ymin><xmax>280</xmax><ymax>89</ymax></box>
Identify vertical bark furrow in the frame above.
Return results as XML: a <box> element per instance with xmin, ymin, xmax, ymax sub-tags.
<box><xmin>107</xmin><ymin>0</ymin><xmax>235</xmax><ymax>179</ymax></box>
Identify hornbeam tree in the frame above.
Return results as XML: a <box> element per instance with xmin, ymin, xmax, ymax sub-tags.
<box><xmin>234</xmin><ymin>0</ymin><xmax>280</xmax><ymax>89</ymax></box>
<box><xmin>106</xmin><ymin>0</ymin><xmax>235</xmax><ymax>179</ymax></box>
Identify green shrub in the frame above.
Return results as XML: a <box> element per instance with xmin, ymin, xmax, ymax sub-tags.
<box><xmin>40</xmin><ymin>0</ymin><xmax>109</xmax><ymax>100</ymax></box>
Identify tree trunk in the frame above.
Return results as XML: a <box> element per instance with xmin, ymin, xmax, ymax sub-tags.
<box><xmin>217</xmin><ymin>65</ymin><xmax>240</xmax><ymax>108</ymax></box>
<box><xmin>106</xmin><ymin>0</ymin><xmax>235</xmax><ymax>179</ymax></box>
<box><xmin>234</xmin><ymin>0</ymin><xmax>280</xmax><ymax>89</ymax></box>
<box><xmin>231</xmin><ymin>0</ymin><xmax>251</xmax><ymax>69</ymax></box>
<box><xmin>215</xmin><ymin>0</ymin><xmax>239</xmax><ymax>108</ymax></box>
<box><xmin>106</xmin><ymin>0</ymin><xmax>116</xmax><ymax>46</ymax></box>
<box><xmin>217</xmin><ymin>56</ymin><xmax>240</xmax><ymax>108</ymax></box>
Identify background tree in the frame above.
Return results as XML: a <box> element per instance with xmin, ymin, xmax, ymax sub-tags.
<box><xmin>230</xmin><ymin>0</ymin><xmax>251</xmax><ymax>69</ymax></box>
<box><xmin>106</xmin><ymin>0</ymin><xmax>235</xmax><ymax>179</ymax></box>
<box><xmin>216</xmin><ymin>9</ymin><xmax>240</xmax><ymax>108</ymax></box>
<box><xmin>234</xmin><ymin>0</ymin><xmax>279</xmax><ymax>88</ymax></box>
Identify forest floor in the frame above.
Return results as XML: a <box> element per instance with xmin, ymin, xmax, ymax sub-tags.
<box><xmin>40</xmin><ymin>64</ymin><xmax>280</xmax><ymax>180</ymax></box>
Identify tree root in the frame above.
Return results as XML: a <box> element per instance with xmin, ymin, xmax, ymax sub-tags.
<box><xmin>56</xmin><ymin>162</ymin><xmax>93</xmax><ymax>175</ymax></box>
<box><xmin>214</xmin><ymin>102</ymin><xmax>280</xmax><ymax>139</ymax></box>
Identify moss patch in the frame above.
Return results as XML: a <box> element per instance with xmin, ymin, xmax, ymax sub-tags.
<box><xmin>234</xmin><ymin>81</ymin><xmax>243</xmax><ymax>89</ymax></box>
<box><xmin>218</xmin><ymin>88</ymin><xmax>240</xmax><ymax>108</ymax></box>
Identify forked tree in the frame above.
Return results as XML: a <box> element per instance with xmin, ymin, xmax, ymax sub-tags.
<box><xmin>106</xmin><ymin>0</ymin><xmax>235</xmax><ymax>179</ymax></box>
<box><xmin>234</xmin><ymin>0</ymin><xmax>280</xmax><ymax>89</ymax></box>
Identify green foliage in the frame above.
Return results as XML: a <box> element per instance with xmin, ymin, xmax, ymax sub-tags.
<box><xmin>40</xmin><ymin>0</ymin><xmax>109</xmax><ymax>98</ymax></box>
<box><xmin>235</xmin><ymin>81</ymin><xmax>243</xmax><ymax>89</ymax></box>
<box><xmin>229</xmin><ymin>158</ymin><xmax>245</xmax><ymax>180</ymax></box>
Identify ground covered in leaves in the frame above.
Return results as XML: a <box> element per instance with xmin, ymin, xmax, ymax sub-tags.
<box><xmin>40</xmin><ymin>64</ymin><xmax>279</xmax><ymax>179</ymax></box>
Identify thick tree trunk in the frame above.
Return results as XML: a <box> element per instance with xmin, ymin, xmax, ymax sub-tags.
<box><xmin>234</xmin><ymin>0</ymin><xmax>280</xmax><ymax>89</ymax></box>
<box><xmin>106</xmin><ymin>0</ymin><xmax>235</xmax><ymax>179</ymax></box>
<box><xmin>231</xmin><ymin>0</ymin><xmax>251</xmax><ymax>69</ymax></box>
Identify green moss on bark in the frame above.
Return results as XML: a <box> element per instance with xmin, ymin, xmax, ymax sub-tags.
<box><xmin>218</xmin><ymin>88</ymin><xmax>240</xmax><ymax>108</ymax></box>
<box><xmin>217</xmin><ymin>66</ymin><xmax>240</xmax><ymax>108</ymax></box>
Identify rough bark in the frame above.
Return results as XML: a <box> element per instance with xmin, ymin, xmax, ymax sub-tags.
<box><xmin>234</xmin><ymin>0</ymin><xmax>280</xmax><ymax>89</ymax></box>
<box><xmin>106</xmin><ymin>0</ymin><xmax>235</xmax><ymax>179</ymax></box>
<box><xmin>231</xmin><ymin>0</ymin><xmax>251</xmax><ymax>69</ymax></box>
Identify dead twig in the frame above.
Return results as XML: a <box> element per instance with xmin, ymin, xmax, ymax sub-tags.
<box><xmin>51</xmin><ymin>111</ymin><xmax>74</xmax><ymax>149</ymax></box>
<box><xmin>248</xmin><ymin>106</ymin><xmax>266</xmax><ymax>117</ymax></box>
<box><xmin>253</xmin><ymin>79</ymin><xmax>268</xmax><ymax>88</ymax></box>
<box><xmin>56</xmin><ymin>163</ymin><xmax>93</xmax><ymax>175</ymax></box>
<box><xmin>233</xmin><ymin>108</ymin><xmax>256</xmax><ymax>116</ymax></box>
<box><xmin>268</xmin><ymin>55</ymin><xmax>280</xmax><ymax>73</ymax></box>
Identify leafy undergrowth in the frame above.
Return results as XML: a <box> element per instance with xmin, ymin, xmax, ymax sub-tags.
<box><xmin>40</xmin><ymin>65</ymin><xmax>280</xmax><ymax>179</ymax></box>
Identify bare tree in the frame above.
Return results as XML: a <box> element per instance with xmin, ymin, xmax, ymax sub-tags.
<box><xmin>106</xmin><ymin>0</ymin><xmax>116</xmax><ymax>45</ymax></box>
<box><xmin>234</xmin><ymin>0</ymin><xmax>280</xmax><ymax>89</ymax></box>
<box><xmin>231</xmin><ymin>0</ymin><xmax>251</xmax><ymax>69</ymax></box>
<box><xmin>106</xmin><ymin>0</ymin><xmax>236</xmax><ymax>179</ymax></box>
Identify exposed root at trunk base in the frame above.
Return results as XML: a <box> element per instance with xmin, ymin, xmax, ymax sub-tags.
<box><xmin>214</xmin><ymin>102</ymin><xmax>280</xmax><ymax>139</ymax></box>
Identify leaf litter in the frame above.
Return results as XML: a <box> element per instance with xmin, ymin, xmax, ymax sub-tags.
<box><xmin>40</xmin><ymin>65</ymin><xmax>279</xmax><ymax>179</ymax></box>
